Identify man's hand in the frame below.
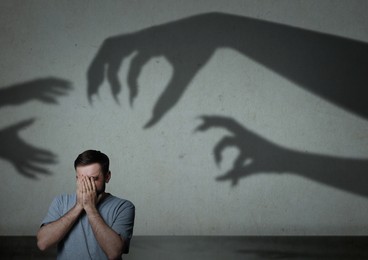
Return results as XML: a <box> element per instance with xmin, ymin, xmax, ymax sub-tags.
<box><xmin>76</xmin><ymin>176</ymin><xmax>84</xmax><ymax>211</ymax></box>
<box><xmin>82</xmin><ymin>177</ymin><xmax>98</xmax><ymax>211</ymax></box>
<box><xmin>77</xmin><ymin>176</ymin><xmax>105</xmax><ymax>213</ymax></box>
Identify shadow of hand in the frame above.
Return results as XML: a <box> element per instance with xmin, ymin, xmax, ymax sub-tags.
<box><xmin>0</xmin><ymin>119</ymin><xmax>57</xmax><ymax>179</ymax></box>
<box><xmin>87</xmin><ymin>17</ymin><xmax>215</xmax><ymax>128</ymax></box>
<box><xmin>196</xmin><ymin>115</ymin><xmax>255</xmax><ymax>186</ymax></box>
<box><xmin>196</xmin><ymin>115</ymin><xmax>368</xmax><ymax>197</ymax></box>
<box><xmin>87</xmin><ymin>12</ymin><xmax>368</xmax><ymax>129</ymax></box>
<box><xmin>0</xmin><ymin>77</ymin><xmax>72</xmax><ymax>107</ymax></box>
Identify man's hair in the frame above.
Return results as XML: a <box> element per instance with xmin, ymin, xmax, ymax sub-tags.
<box><xmin>74</xmin><ymin>150</ymin><xmax>110</xmax><ymax>175</ymax></box>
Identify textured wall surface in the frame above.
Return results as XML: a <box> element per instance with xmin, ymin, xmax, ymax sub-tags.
<box><xmin>0</xmin><ymin>0</ymin><xmax>368</xmax><ymax>236</ymax></box>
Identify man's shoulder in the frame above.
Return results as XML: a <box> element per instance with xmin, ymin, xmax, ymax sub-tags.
<box><xmin>55</xmin><ymin>193</ymin><xmax>76</xmax><ymax>198</ymax></box>
<box><xmin>104</xmin><ymin>194</ymin><xmax>135</xmax><ymax>209</ymax></box>
<box><xmin>52</xmin><ymin>193</ymin><xmax>76</xmax><ymax>205</ymax></box>
<box><xmin>54</xmin><ymin>193</ymin><xmax>76</xmax><ymax>199</ymax></box>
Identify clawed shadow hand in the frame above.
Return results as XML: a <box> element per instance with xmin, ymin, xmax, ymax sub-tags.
<box><xmin>87</xmin><ymin>14</ymin><xmax>221</xmax><ymax>128</ymax></box>
<box><xmin>88</xmin><ymin>12</ymin><xmax>368</xmax><ymax>129</ymax></box>
<box><xmin>0</xmin><ymin>77</ymin><xmax>72</xmax><ymax>107</ymax></box>
<box><xmin>196</xmin><ymin>115</ymin><xmax>368</xmax><ymax>197</ymax></box>
<box><xmin>196</xmin><ymin>115</ymin><xmax>257</xmax><ymax>186</ymax></box>
<box><xmin>0</xmin><ymin>119</ymin><xmax>57</xmax><ymax>178</ymax></box>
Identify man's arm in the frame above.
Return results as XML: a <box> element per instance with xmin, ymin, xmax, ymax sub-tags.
<box><xmin>37</xmin><ymin>177</ymin><xmax>84</xmax><ymax>251</ymax></box>
<box><xmin>87</xmin><ymin>208</ymin><xmax>127</xmax><ymax>259</ymax></box>
<box><xmin>36</xmin><ymin>204</ymin><xmax>83</xmax><ymax>251</ymax></box>
<box><xmin>82</xmin><ymin>177</ymin><xmax>126</xmax><ymax>259</ymax></box>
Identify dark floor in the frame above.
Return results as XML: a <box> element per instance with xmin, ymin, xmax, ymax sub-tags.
<box><xmin>1</xmin><ymin>236</ymin><xmax>368</xmax><ymax>260</ymax></box>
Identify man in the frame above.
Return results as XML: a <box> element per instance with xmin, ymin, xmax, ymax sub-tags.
<box><xmin>37</xmin><ymin>150</ymin><xmax>135</xmax><ymax>260</ymax></box>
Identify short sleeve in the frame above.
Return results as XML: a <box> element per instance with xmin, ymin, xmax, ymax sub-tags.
<box><xmin>111</xmin><ymin>200</ymin><xmax>135</xmax><ymax>253</ymax></box>
<box><xmin>40</xmin><ymin>196</ymin><xmax>64</xmax><ymax>226</ymax></box>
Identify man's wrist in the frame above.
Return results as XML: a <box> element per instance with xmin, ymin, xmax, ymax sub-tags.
<box><xmin>74</xmin><ymin>203</ymin><xmax>84</xmax><ymax>213</ymax></box>
<box><xmin>84</xmin><ymin>205</ymin><xmax>99</xmax><ymax>215</ymax></box>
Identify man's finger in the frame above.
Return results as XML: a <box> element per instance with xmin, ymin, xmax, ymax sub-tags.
<box><xmin>85</xmin><ymin>177</ymin><xmax>93</xmax><ymax>192</ymax></box>
<box><xmin>90</xmin><ymin>177</ymin><xmax>96</xmax><ymax>191</ymax></box>
<box><xmin>77</xmin><ymin>175</ymin><xmax>82</xmax><ymax>184</ymax></box>
<box><xmin>78</xmin><ymin>176</ymin><xmax>84</xmax><ymax>190</ymax></box>
<box><xmin>82</xmin><ymin>177</ymin><xmax>88</xmax><ymax>192</ymax></box>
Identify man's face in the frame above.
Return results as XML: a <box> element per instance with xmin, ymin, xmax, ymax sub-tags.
<box><xmin>76</xmin><ymin>163</ymin><xmax>111</xmax><ymax>195</ymax></box>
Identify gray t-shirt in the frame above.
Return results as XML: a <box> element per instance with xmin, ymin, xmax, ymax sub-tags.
<box><xmin>41</xmin><ymin>193</ymin><xmax>135</xmax><ymax>260</ymax></box>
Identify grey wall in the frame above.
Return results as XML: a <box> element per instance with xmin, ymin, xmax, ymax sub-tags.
<box><xmin>1</xmin><ymin>0</ymin><xmax>368</xmax><ymax>236</ymax></box>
